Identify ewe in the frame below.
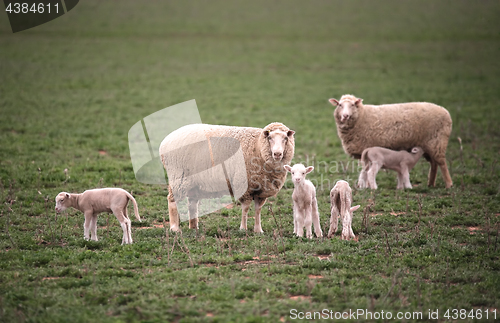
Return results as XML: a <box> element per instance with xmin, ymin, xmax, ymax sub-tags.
<box><xmin>328</xmin><ymin>180</ymin><xmax>360</xmax><ymax>240</ymax></box>
<box><xmin>329</xmin><ymin>95</ymin><xmax>453</xmax><ymax>188</ymax></box>
<box><xmin>358</xmin><ymin>146</ymin><xmax>425</xmax><ymax>189</ymax></box>
<box><xmin>160</xmin><ymin>122</ymin><xmax>295</xmax><ymax>233</ymax></box>
<box><xmin>55</xmin><ymin>188</ymin><xmax>141</xmax><ymax>245</ymax></box>
<box><xmin>284</xmin><ymin>164</ymin><xmax>323</xmax><ymax>239</ymax></box>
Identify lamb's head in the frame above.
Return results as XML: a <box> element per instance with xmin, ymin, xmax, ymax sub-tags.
<box><xmin>329</xmin><ymin>94</ymin><xmax>363</xmax><ymax>127</ymax></box>
<box><xmin>55</xmin><ymin>192</ymin><xmax>71</xmax><ymax>213</ymax></box>
<box><xmin>284</xmin><ymin>164</ymin><xmax>313</xmax><ymax>185</ymax></box>
<box><xmin>261</xmin><ymin>122</ymin><xmax>295</xmax><ymax>162</ymax></box>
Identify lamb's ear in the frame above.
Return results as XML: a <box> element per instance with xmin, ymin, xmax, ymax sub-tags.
<box><xmin>411</xmin><ymin>147</ymin><xmax>420</xmax><ymax>154</ymax></box>
<box><xmin>263</xmin><ymin>130</ymin><xmax>270</xmax><ymax>138</ymax></box>
<box><xmin>284</xmin><ymin>165</ymin><xmax>292</xmax><ymax>173</ymax></box>
<box><xmin>354</xmin><ymin>98</ymin><xmax>363</xmax><ymax>107</ymax></box>
<box><xmin>328</xmin><ymin>98</ymin><xmax>340</xmax><ymax>106</ymax></box>
<box><xmin>65</xmin><ymin>193</ymin><xmax>70</xmax><ymax>198</ymax></box>
<box><xmin>350</xmin><ymin>205</ymin><xmax>361</xmax><ymax>212</ymax></box>
<box><xmin>287</xmin><ymin>130</ymin><xmax>295</xmax><ymax>137</ymax></box>
<box><xmin>305</xmin><ymin>166</ymin><xmax>314</xmax><ymax>174</ymax></box>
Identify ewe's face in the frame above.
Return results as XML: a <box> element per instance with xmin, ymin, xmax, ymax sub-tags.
<box><xmin>55</xmin><ymin>193</ymin><xmax>70</xmax><ymax>213</ymax></box>
<box><xmin>264</xmin><ymin>129</ymin><xmax>294</xmax><ymax>161</ymax></box>
<box><xmin>329</xmin><ymin>98</ymin><xmax>361</xmax><ymax>124</ymax></box>
<box><xmin>284</xmin><ymin>164</ymin><xmax>313</xmax><ymax>185</ymax></box>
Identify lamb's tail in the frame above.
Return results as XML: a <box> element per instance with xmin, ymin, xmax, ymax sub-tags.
<box><xmin>125</xmin><ymin>191</ymin><xmax>142</xmax><ymax>222</ymax></box>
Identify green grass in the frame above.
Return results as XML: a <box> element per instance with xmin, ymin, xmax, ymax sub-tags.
<box><xmin>1</xmin><ymin>0</ymin><xmax>499</xmax><ymax>322</ymax></box>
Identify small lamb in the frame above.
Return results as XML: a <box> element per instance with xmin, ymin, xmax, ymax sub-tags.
<box><xmin>328</xmin><ymin>180</ymin><xmax>360</xmax><ymax>240</ymax></box>
<box><xmin>55</xmin><ymin>188</ymin><xmax>141</xmax><ymax>245</ymax></box>
<box><xmin>358</xmin><ymin>147</ymin><xmax>425</xmax><ymax>190</ymax></box>
<box><xmin>284</xmin><ymin>164</ymin><xmax>323</xmax><ymax>239</ymax></box>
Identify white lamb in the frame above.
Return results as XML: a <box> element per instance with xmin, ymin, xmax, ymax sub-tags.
<box><xmin>55</xmin><ymin>188</ymin><xmax>141</xmax><ymax>245</ymax></box>
<box><xmin>328</xmin><ymin>180</ymin><xmax>360</xmax><ymax>240</ymax></box>
<box><xmin>284</xmin><ymin>164</ymin><xmax>323</xmax><ymax>239</ymax></box>
<box><xmin>358</xmin><ymin>146</ymin><xmax>425</xmax><ymax>190</ymax></box>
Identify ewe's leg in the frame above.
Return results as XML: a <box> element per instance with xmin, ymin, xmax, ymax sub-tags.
<box><xmin>167</xmin><ymin>189</ymin><xmax>181</xmax><ymax>232</ymax></box>
<box><xmin>311</xmin><ymin>198</ymin><xmax>323</xmax><ymax>238</ymax></box>
<box><xmin>253</xmin><ymin>197</ymin><xmax>267</xmax><ymax>233</ymax></box>
<box><xmin>188</xmin><ymin>198</ymin><xmax>199</xmax><ymax>230</ymax></box>
<box><xmin>428</xmin><ymin>159</ymin><xmax>438</xmax><ymax>187</ymax></box>
<box><xmin>90</xmin><ymin>214</ymin><xmax>98</xmax><ymax>241</ymax></box>
<box><xmin>83</xmin><ymin>211</ymin><xmax>93</xmax><ymax>241</ymax></box>
<box><xmin>239</xmin><ymin>199</ymin><xmax>252</xmax><ymax>230</ymax></box>
<box><xmin>437</xmin><ymin>158</ymin><xmax>453</xmax><ymax>188</ymax></box>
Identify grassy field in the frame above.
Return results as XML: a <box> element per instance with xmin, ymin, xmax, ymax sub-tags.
<box><xmin>1</xmin><ymin>0</ymin><xmax>499</xmax><ymax>322</ymax></box>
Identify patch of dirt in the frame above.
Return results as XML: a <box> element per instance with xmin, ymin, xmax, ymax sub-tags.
<box><xmin>206</xmin><ymin>313</ymin><xmax>214</xmax><ymax>317</ymax></box>
<box><xmin>98</xmin><ymin>150</ymin><xmax>107</xmax><ymax>155</ymax></box>
<box><xmin>42</xmin><ymin>277</ymin><xmax>61</xmax><ymax>281</ymax></box>
<box><xmin>135</xmin><ymin>222</ymin><xmax>165</xmax><ymax>230</ymax></box>
<box><xmin>224</xmin><ymin>204</ymin><xmax>234</xmax><ymax>209</ymax></box>
<box><xmin>468</xmin><ymin>227</ymin><xmax>481</xmax><ymax>235</ymax></box>
<box><xmin>289</xmin><ymin>295</ymin><xmax>311</xmax><ymax>301</ymax></box>
<box><xmin>308</xmin><ymin>275</ymin><xmax>323</xmax><ymax>279</ymax></box>
<box><xmin>390</xmin><ymin>211</ymin><xmax>405</xmax><ymax>216</ymax></box>
<box><xmin>315</xmin><ymin>255</ymin><xmax>330</xmax><ymax>260</ymax></box>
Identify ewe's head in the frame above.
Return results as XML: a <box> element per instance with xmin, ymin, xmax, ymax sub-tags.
<box><xmin>262</xmin><ymin>122</ymin><xmax>295</xmax><ymax>161</ymax></box>
<box><xmin>329</xmin><ymin>94</ymin><xmax>363</xmax><ymax>126</ymax></box>
<box><xmin>55</xmin><ymin>192</ymin><xmax>71</xmax><ymax>213</ymax></box>
<box><xmin>284</xmin><ymin>164</ymin><xmax>313</xmax><ymax>185</ymax></box>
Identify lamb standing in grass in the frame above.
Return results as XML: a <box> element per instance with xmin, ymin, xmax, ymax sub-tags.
<box><xmin>55</xmin><ymin>188</ymin><xmax>141</xmax><ymax>245</ymax></box>
<box><xmin>328</xmin><ymin>95</ymin><xmax>453</xmax><ymax>188</ymax></box>
<box><xmin>358</xmin><ymin>146</ymin><xmax>425</xmax><ymax>190</ymax></box>
<box><xmin>284</xmin><ymin>164</ymin><xmax>323</xmax><ymax>239</ymax></box>
<box><xmin>160</xmin><ymin>122</ymin><xmax>295</xmax><ymax>233</ymax></box>
<box><xmin>328</xmin><ymin>180</ymin><xmax>360</xmax><ymax>240</ymax></box>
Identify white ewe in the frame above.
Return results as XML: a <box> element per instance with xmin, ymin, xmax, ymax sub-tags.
<box><xmin>329</xmin><ymin>95</ymin><xmax>453</xmax><ymax>188</ymax></box>
<box><xmin>160</xmin><ymin>122</ymin><xmax>295</xmax><ymax>233</ymax></box>
<box><xmin>284</xmin><ymin>164</ymin><xmax>323</xmax><ymax>239</ymax></box>
<box><xmin>55</xmin><ymin>188</ymin><xmax>141</xmax><ymax>245</ymax></box>
<box><xmin>328</xmin><ymin>180</ymin><xmax>360</xmax><ymax>240</ymax></box>
<box><xmin>358</xmin><ymin>146</ymin><xmax>425</xmax><ymax>189</ymax></box>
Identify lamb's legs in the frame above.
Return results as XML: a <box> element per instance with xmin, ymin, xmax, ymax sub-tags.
<box><xmin>358</xmin><ymin>169</ymin><xmax>368</xmax><ymax>189</ymax></box>
<box><xmin>188</xmin><ymin>197</ymin><xmax>199</xmax><ymax>230</ymax></box>
<box><xmin>292</xmin><ymin>203</ymin><xmax>298</xmax><ymax>234</ymax></box>
<box><xmin>167</xmin><ymin>189</ymin><xmax>180</xmax><ymax>232</ymax></box>
<box><xmin>327</xmin><ymin>203</ymin><xmax>339</xmax><ymax>238</ymax></box>
<box><xmin>83</xmin><ymin>211</ymin><xmax>93</xmax><ymax>241</ymax></box>
<box><xmin>401</xmin><ymin>166</ymin><xmax>412</xmax><ymax>189</ymax></box>
<box><xmin>239</xmin><ymin>199</ymin><xmax>252</xmax><ymax>230</ymax></box>
<box><xmin>311</xmin><ymin>198</ymin><xmax>323</xmax><ymax>238</ymax></box>
<box><xmin>341</xmin><ymin>212</ymin><xmax>354</xmax><ymax>240</ymax></box>
<box><xmin>428</xmin><ymin>160</ymin><xmax>438</xmax><ymax>187</ymax></box>
<box><xmin>367</xmin><ymin>162</ymin><xmax>381</xmax><ymax>189</ymax></box>
<box><xmin>304</xmin><ymin>206</ymin><xmax>313</xmax><ymax>239</ymax></box>
<box><xmin>396</xmin><ymin>171</ymin><xmax>405</xmax><ymax>190</ymax></box>
<box><xmin>90</xmin><ymin>214</ymin><xmax>98</xmax><ymax>241</ymax></box>
<box><xmin>114</xmin><ymin>209</ymin><xmax>132</xmax><ymax>244</ymax></box>
<box><xmin>295</xmin><ymin>208</ymin><xmax>304</xmax><ymax>237</ymax></box>
<box><xmin>253</xmin><ymin>197</ymin><xmax>267</xmax><ymax>233</ymax></box>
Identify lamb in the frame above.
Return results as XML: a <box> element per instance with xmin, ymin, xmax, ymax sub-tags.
<box><xmin>159</xmin><ymin>122</ymin><xmax>295</xmax><ymax>233</ymax></box>
<box><xmin>328</xmin><ymin>180</ymin><xmax>360</xmax><ymax>240</ymax></box>
<box><xmin>55</xmin><ymin>188</ymin><xmax>141</xmax><ymax>245</ymax></box>
<box><xmin>358</xmin><ymin>146</ymin><xmax>425</xmax><ymax>190</ymax></box>
<box><xmin>328</xmin><ymin>95</ymin><xmax>453</xmax><ymax>188</ymax></box>
<box><xmin>284</xmin><ymin>164</ymin><xmax>323</xmax><ymax>239</ymax></box>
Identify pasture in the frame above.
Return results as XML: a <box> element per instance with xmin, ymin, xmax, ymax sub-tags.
<box><xmin>0</xmin><ymin>1</ymin><xmax>499</xmax><ymax>322</ymax></box>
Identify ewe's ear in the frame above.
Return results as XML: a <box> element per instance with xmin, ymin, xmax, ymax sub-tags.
<box><xmin>350</xmin><ymin>205</ymin><xmax>361</xmax><ymax>212</ymax></box>
<box><xmin>328</xmin><ymin>98</ymin><xmax>339</xmax><ymax>106</ymax></box>
<box><xmin>354</xmin><ymin>98</ymin><xmax>363</xmax><ymax>107</ymax></box>
<box><xmin>287</xmin><ymin>130</ymin><xmax>295</xmax><ymax>137</ymax></box>
<box><xmin>305</xmin><ymin>166</ymin><xmax>314</xmax><ymax>174</ymax></box>
<box><xmin>263</xmin><ymin>130</ymin><xmax>270</xmax><ymax>138</ymax></box>
<box><xmin>284</xmin><ymin>165</ymin><xmax>292</xmax><ymax>173</ymax></box>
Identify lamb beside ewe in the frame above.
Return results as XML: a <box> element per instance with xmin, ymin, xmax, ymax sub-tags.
<box><xmin>55</xmin><ymin>188</ymin><xmax>141</xmax><ymax>245</ymax></box>
<box><xmin>284</xmin><ymin>164</ymin><xmax>323</xmax><ymax>239</ymax></box>
<box><xmin>328</xmin><ymin>180</ymin><xmax>360</xmax><ymax>240</ymax></box>
<box><xmin>160</xmin><ymin>122</ymin><xmax>295</xmax><ymax>233</ymax></box>
<box><xmin>329</xmin><ymin>95</ymin><xmax>453</xmax><ymax>188</ymax></box>
<box><xmin>358</xmin><ymin>146</ymin><xmax>425</xmax><ymax>190</ymax></box>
